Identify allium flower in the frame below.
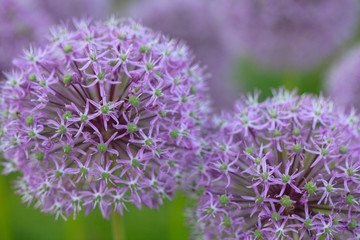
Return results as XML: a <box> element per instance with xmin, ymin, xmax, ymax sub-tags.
<box><xmin>217</xmin><ymin>0</ymin><xmax>359</xmax><ymax>70</ymax></box>
<box><xmin>326</xmin><ymin>45</ymin><xmax>360</xmax><ymax>111</ymax></box>
<box><xmin>0</xmin><ymin>17</ymin><xmax>210</xmax><ymax>220</ymax></box>
<box><xmin>0</xmin><ymin>0</ymin><xmax>52</xmax><ymax>71</ymax></box>
<box><xmin>127</xmin><ymin>0</ymin><xmax>239</xmax><ymax>110</ymax></box>
<box><xmin>190</xmin><ymin>89</ymin><xmax>360</xmax><ymax>239</ymax></box>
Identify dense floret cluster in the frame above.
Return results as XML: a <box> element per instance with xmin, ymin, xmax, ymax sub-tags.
<box><xmin>218</xmin><ymin>0</ymin><xmax>359</xmax><ymax>70</ymax></box>
<box><xmin>190</xmin><ymin>89</ymin><xmax>360</xmax><ymax>239</ymax></box>
<box><xmin>0</xmin><ymin>18</ymin><xmax>210</xmax><ymax>220</ymax></box>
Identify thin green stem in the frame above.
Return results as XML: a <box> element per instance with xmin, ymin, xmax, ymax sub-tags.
<box><xmin>112</xmin><ymin>212</ymin><xmax>125</xmax><ymax>240</ymax></box>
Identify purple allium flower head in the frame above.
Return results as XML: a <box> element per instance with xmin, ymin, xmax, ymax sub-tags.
<box><xmin>189</xmin><ymin>89</ymin><xmax>360</xmax><ymax>239</ymax></box>
<box><xmin>326</xmin><ymin>45</ymin><xmax>360</xmax><ymax>111</ymax></box>
<box><xmin>0</xmin><ymin>0</ymin><xmax>52</xmax><ymax>72</ymax></box>
<box><xmin>217</xmin><ymin>0</ymin><xmax>359</xmax><ymax>70</ymax></box>
<box><xmin>0</xmin><ymin>17</ymin><xmax>210</xmax><ymax>220</ymax></box>
<box><xmin>127</xmin><ymin>0</ymin><xmax>239</xmax><ymax>110</ymax></box>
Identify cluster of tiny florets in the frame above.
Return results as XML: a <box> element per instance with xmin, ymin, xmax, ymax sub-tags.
<box><xmin>189</xmin><ymin>89</ymin><xmax>360</xmax><ymax>239</ymax></box>
<box><xmin>0</xmin><ymin>17</ymin><xmax>210</xmax><ymax>220</ymax></box>
<box><xmin>219</xmin><ymin>0</ymin><xmax>359</xmax><ymax>70</ymax></box>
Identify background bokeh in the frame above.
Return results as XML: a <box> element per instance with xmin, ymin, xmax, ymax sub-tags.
<box><xmin>1</xmin><ymin>0</ymin><xmax>360</xmax><ymax>239</ymax></box>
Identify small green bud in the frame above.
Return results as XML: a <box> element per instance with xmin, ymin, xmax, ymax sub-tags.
<box><xmin>220</xmin><ymin>195</ymin><xmax>229</xmax><ymax>205</ymax></box>
<box><xmin>304</xmin><ymin>219</ymin><xmax>313</xmax><ymax>228</ymax></box>
<box><xmin>339</xmin><ymin>146</ymin><xmax>347</xmax><ymax>154</ymax></box>
<box><xmin>28</xmin><ymin>74</ymin><xmax>37</xmax><ymax>82</ymax></box>
<box><xmin>292</xmin><ymin>144</ymin><xmax>302</xmax><ymax>153</ymax></box>
<box><xmin>129</xmin><ymin>96</ymin><xmax>139</xmax><ymax>106</ymax></box>
<box><xmin>245</xmin><ymin>147</ymin><xmax>253</xmax><ymax>155</ymax></box>
<box><xmin>345</xmin><ymin>195</ymin><xmax>355</xmax><ymax>205</ymax></box>
<box><xmin>97</xmin><ymin>144</ymin><xmax>108</xmax><ymax>153</ymax></box>
<box><xmin>170</xmin><ymin>129</ymin><xmax>179</xmax><ymax>138</ymax></box>
<box><xmin>28</xmin><ymin>130</ymin><xmax>36</xmax><ymax>137</ymax></box>
<box><xmin>131</xmin><ymin>159</ymin><xmax>140</xmax><ymax>167</ymax></box>
<box><xmin>182</xmin><ymin>96</ymin><xmax>188</xmax><ymax>103</ymax></box>
<box><xmin>220</xmin><ymin>163</ymin><xmax>227</xmax><ymax>171</ymax></box>
<box><xmin>326</xmin><ymin>185</ymin><xmax>333</xmax><ymax>192</ymax></box>
<box><xmin>282</xmin><ymin>174</ymin><xmax>290</xmax><ymax>183</ymax></box>
<box><xmin>304</xmin><ymin>181</ymin><xmax>317</xmax><ymax>195</ymax></box>
<box><xmin>89</xmin><ymin>53</ymin><xmax>97</xmax><ymax>61</ymax></box>
<box><xmin>102</xmin><ymin>172</ymin><xmax>111</xmax><ymax>180</ymax></box>
<box><xmin>280</xmin><ymin>195</ymin><xmax>292</xmax><ymax>207</ymax></box>
<box><xmin>63</xmin><ymin>145</ymin><xmax>72</xmax><ymax>154</ymax></box>
<box><xmin>63</xmin><ymin>75</ymin><xmax>72</xmax><ymax>84</ymax></box>
<box><xmin>139</xmin><ymin>45</ymin><xmax>149</xmax><ymax>53</ymax></box>
<box><xmin>35</xmin><ymin>152</ymin><xmax>45</xmax><ymax>161</ymax></box>
<box><xmin>190</xmin><ymin>85</ymin><xmax>196</xmax><ymax>94</ymax></box>
<box><xmin>80</xmin><ymin>167</ymin><xmax>88</xmax><ymax>175</ymax></box>
<box><xmin>118</xmin><ymin>33</ymin><xmax>126</xmax><ymax>40</ymax></box>
<box><xmin>293</xmin><ymin>129</ymin><xmax>300</xmax><ymax>137</ymax></box>
<box><xmin>80</xmin><ymin>115</ymin><xmax>88</xmax><ymax>122</ymax></box>
<box><xmin>127</xmin><ymin>123</ymin><xmax>138</xmax><ymax>133</ymax></box>
<box><xmin>100</xmin><ymin>105</ymin><xmax>109</xmax><ymax>114</ymax></box>
<box><xmin>272</xmin><ymin>212</ymin><xmax>281</xmax><ymax>221</ymax></box>
<box><xmin>55</xmin><ymin>171</ymin><xmax>63</xmax><ymax>178</ymax></box>
<box><xmin>155</xmin><ymin>89</ymin><xmax>162</xmax><ymax>96</ymax></box>
<box><xmin>58</xmin><ymin>125</ymin><xmax>67</xmax><ymax>134</ymax></box>
<box><xmin>349</xmin><ymin>219</ymin><xmax>357</xmax><ymax>229</ymax></box>
<box><xmin>255</xmin><ymin>195</ymin><xmax>263</xmax><ymax>204</ymax></box>
<box><xmin>159</xmin><ymin>110</ymin><xmax>166</xmax><ymax>117</ymax></box>
<box><xmin>223</xmin><ymin>217</ymin><xmax>231</xmax><ymax>227</ymax></box>
<box><xmin>197</xmin><ymin>186</ymin><xmax>205</xmax><ymax>196</ymax></box>
<box><xmin>63</xmin><ymin>111</ymin><xmax>73</xmax><ymax>120</ymax></box>
<box><xmin>145</xmin><ymin>138</ymin><xmax>153</xmax><ymax>146</ymax></box>
<box><xmin>109</xmin><ymin>61</ymin><xmax>118</xmax><ymax>66</ymax></box>
<box><xmin>253</xmin><ymin>230</ymin><xmax>263</xmax><ymax>239</ymax></box>
<box><xmin>63</xmin><ymin>45</ymin><xmax>73</xmax><ymax>53</ymax></box>
<box><xmin>26</xmin><ymin>115</ymin><xmax>34</xmax><ymax>126</ymax></box>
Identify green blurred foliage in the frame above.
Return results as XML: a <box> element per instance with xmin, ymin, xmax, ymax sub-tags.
<box><xmin>0</xmin><ymin>175</ymin><xmax>188</xmax><ymax>240</ymax></box>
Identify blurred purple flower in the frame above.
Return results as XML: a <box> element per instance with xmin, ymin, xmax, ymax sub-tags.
<box><xmin>0</xmin><ymin>18</ymin><xmax>210</xmax><ymax>220</ymax></box>
<box><xmin>189</xmin><ymin>89</ymin><xmax>360</xmax><ymax>239</ymax></box>
<box><xmin>217</xmin><ymin>0</ymin><xmax>359</xmax><ymax>71</ymax></box>
<box><xmin>127</xmin><ymin>0</ymin><xmax>239</xmax><ymax>110</ymax></box>
<box><xmin>0</xmin><ymin>0</ymin><xmax>52</xmax><ymax>72</ymax></box>
<box><xmin>40</xmin><ymin>0</ymin><xmax>110</xmax><ymax>21</ymax></box>
<box><xmin>0</xmin><ymin>0</ymin><xmax>110</xmax><ymax>73</ymax></box>
<box><xmin>326</xmin><ymin>45</ymin><xmax>360</xmax><ymax>111</ymax></box>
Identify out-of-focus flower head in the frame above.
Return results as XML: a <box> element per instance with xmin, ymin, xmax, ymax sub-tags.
<box><xmin>127</xmin><ymin>0</ymin><xmax>239</xmax><ymax>110</ymax></box>
<box><xmin>0</xmin><ymin>17</ymin><xmax>210</xmax><ymax>220</ymax></box>
<box><xmin>326</xmin><ymin>45</ymin><xmax>360</xmax><ymax>111</ymax></box>
<box><xmin>0</xmin><ymin>0</ymin><xmax>52</xmax><ymax>71</ymax></box>
<box><xmin>189</xmin><ymin>89</ymin><xmax>360</xmax><ymax>239</ymax></box>
<box><xmin>217</xmin><ymin>0</ymin><xmax>359</xmax><ymax>71</ymax></box>
<box><xmin>0</xmin><ymin>0</ymin><xmax>110</xmax><ymax>73</ymax></box>
<box><xmin>40</xmin><ymin>0</ymin><xmax>110</xmax><ymax>21</ymax></box>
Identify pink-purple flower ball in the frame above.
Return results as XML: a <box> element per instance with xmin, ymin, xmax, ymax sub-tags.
<box><xmin>217</xmin><ymin>0</ymin><xmax>359</xmax><ymax>70</ymax></box>
<box><xmin>326</xmin><ymin>45</ymin><xmax>360</xmax><ymax>111</ymax></box>
<box><xmin>189</xmin><ymin>89</ymin><xmax>360</xmax><ymax>239</ymax></box>
<box><xmin>0</xmin><ymin>18</ymin><xmax>210</xmax><ymax>220</ymax></box>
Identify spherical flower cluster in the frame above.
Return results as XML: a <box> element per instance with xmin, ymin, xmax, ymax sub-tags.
<box><xmin>0</xmin><ymin>0</ymin><xmax>52</xmax><ymax>72</ymax></box>
<box><xmin>326</xmin><ymin>45</ymin><xmax>360</xmax><ymax>111</ymax></box>
<box><xmin>0</xmin><ymin>17</ymin><xmax>210</xmax><ymax>220</ymax></box>
<box><xmin>127</xmin><ymin>0</ymin><xmax>238</xmax><ymax>110</ymax></box>
<box><xmin>217</xmin><ymin>0</ymin><xmax>359</xmax><ymax>70</ymax></box>
<box><xmin>190</xmin><ymin>89</ymin><xmax>360</xmax><ymax>239</ymax></box>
